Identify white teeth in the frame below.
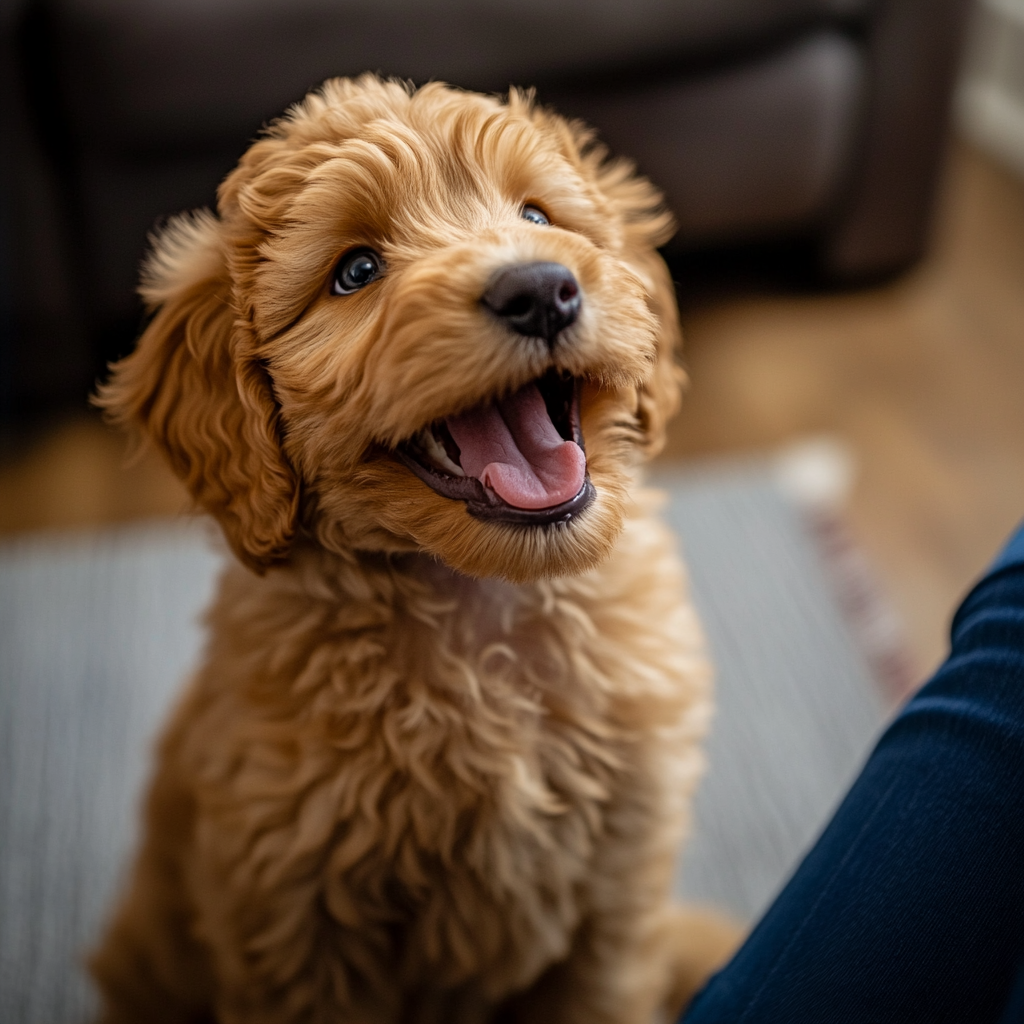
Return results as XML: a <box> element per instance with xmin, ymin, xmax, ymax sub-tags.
<box><xmin>419</xmin><ymin>426</ymin><xmax>464</xmax><ymax>476</ymax></box>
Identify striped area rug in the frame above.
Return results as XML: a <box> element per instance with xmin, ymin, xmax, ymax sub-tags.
<box><xmin>0</xmin><ymin>466</ymin><xmax>890</xmax><ymax>1023</ymax></box>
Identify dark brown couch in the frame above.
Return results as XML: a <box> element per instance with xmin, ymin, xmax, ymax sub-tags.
<box><xmin>0</xmin><ymin>0</ymin><xmax>972</xmax><ymax>420</ymax></box>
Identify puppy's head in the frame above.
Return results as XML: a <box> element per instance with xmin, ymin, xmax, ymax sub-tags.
<box><xmin>99</xmin><ymin>76</ymin><xmax>683</xmax><ymax>582</ymax></box>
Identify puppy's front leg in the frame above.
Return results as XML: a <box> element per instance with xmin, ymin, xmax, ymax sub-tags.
<box><xmin>501</xmin><ymin>901</ymin><xmax>676</xmax><ymax>1024</ymax></box>
<box><xmin>499</xmin><ymin>757</ymin><xmax>739</xmax><ymax>1024</ymax></box>
<box><xmin>660</xmin><ymin>906</ymin><xmax>744</xmax><ymax>1018</ymax></box>
<box><xmin>504</xmin><ymin>903</ymin><xmax>739</xmax><ymax>1024</ymax></box>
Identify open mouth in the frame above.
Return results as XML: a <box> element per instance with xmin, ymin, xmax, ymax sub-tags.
<box><xmin>396</xmin><ymin>368</ymin><xmax>595</xmax><ymax>525</ymax></box>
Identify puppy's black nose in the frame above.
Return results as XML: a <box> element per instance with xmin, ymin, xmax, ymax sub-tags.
<box><xmin>482</xmin><ymin>262</ymin><xmax>581</xmax><ymax>345</ymax></box>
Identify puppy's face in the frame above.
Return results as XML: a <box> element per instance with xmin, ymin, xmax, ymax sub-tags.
<box><xmin>101</xmin><ymin>77</ymin><xmax>682</xmax><ymax>582</ymax></box>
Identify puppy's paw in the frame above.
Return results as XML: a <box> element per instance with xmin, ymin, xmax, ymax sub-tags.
<box><xmin>661</xmin><ymin>905</ymin><xmax>745</xmax><ymax>1020</ymax></box>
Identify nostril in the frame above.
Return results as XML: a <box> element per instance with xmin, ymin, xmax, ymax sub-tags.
<box><xmin>482</xmin><ymin>261</ymin><xmax>581</xmax><ymax>345</ymax></box>
<box><xmin>499</xmin><ymin>295</ymin><xmax>534</xmax><ymax>319</ymax></box>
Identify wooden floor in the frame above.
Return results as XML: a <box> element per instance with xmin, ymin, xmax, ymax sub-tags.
<box><xmin>2</xmin><ymin>142</ymin><xmax>1023</xmax><ymax>679</ymax></box>
<box><xmin>662</xmin><ymin>143</ymin><xmax>1024</xmax><ymax>677</ymax></box>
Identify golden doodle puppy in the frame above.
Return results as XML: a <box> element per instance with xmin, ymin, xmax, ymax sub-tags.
<box><xmin>91</xmin><ymin>75</ymin><xmax>739</xmax><ymax>1024</ymax></box>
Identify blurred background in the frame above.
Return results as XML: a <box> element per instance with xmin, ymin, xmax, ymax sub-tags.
<box><xmin>0</xmin><ymin>0</ymin><xmax>1022</xmax><ymax>674</ymax></box>
<box><xmin>2</xmin><ymin>2</ymin><xmax>1024</xmax><ymax>1017</ymax></box>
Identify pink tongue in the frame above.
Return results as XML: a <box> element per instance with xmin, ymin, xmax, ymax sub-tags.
<box><xmin>446</xmin><ymin>384</ymin><xmax>585</xmax><ymax>510</ymax></box>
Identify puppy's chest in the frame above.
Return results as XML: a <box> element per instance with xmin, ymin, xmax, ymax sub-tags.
<box><xmin>196</xmin><ymin>570</ymin><xmax>649</xmax><ymax>981</ymax></box>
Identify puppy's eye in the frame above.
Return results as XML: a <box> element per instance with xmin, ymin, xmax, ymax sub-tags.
<box><xmin>522</xmin><ymin>205</ymin><xmax>550</xmax><ymax>226</ymax></box>
<box><xmin>331</xmin><ymin>248</ymin><xmax>384</xmax><ymax>295</ymax></box>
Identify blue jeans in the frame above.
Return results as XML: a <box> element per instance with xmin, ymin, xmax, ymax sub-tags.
<box><xmin>682</xmin><ymin>523</ymin><xmax>1024</xmax><ymax>1024</ymax></box>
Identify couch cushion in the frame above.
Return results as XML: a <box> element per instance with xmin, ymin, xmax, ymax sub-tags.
<box><xmin>53</xmin><ymin>0</ymin><xmax>870</xmax><ymax>151</ymax></box>
<box><xmin>553</xmin><ymin>31</ymin><xmax>865</xmax><ymax>244</ymax></box>
<box><xmin>63</xmin><ymin>30</ymin><xmax>866</xmax><ymax>330</ymax></box>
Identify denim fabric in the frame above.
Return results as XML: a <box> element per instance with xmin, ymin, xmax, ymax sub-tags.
<box><xmin>682</xmin><ymin>519</ymin><xmax>1024</xmax><ymax>1024</ymax></box>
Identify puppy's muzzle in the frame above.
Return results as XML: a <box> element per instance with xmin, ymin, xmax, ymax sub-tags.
<box><xmin>483</xmin><ymin>262</ymin><xmax>580</xmax><ymax>346</ymax></box>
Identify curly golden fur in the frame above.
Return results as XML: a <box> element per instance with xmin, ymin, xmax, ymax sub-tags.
<box><xmin>90</xmin><ymin>76</ymin><xmax>739</xmax><ymax>1024</ymax></box>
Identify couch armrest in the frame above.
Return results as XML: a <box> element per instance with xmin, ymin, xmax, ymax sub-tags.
<box><xmin>821</xmin><ymin>0</ymin><xmax>974</xmax><ymax>279</ymax></box>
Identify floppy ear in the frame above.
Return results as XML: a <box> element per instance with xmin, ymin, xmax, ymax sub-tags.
<box><xmin>96</xmin><ymin>210</ymin><xmax>298</xmax><ymax>571</ymax></box>
<box><xmin>628</xmin><ymin>244</ymin><xmax>685</xmax><ymax>459</ymax></box>
<box><xmin>594</xmin><ymin>156</ymin><xmax>685</xmax><ymax>458</ymax></box>
<box><xmin>550</xmin><ymin>110</ymin><xmax>685</xmax><ymax>458</ymax></box>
